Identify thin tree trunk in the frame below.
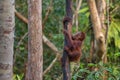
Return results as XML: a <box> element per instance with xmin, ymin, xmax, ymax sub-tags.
<box><xmin>61</xmin><ymin>0</ymin><xmax>73</xmax><ymax>80</ymax></box>
<box><xmin>25</xmin><ymin>0</ymin><xmax>43</xmax><ymax>80</ymax></box>
<box><xmin>0</xmin><ymin>0</ymin><xmax>15</xmax><ymax>80</ymax></box>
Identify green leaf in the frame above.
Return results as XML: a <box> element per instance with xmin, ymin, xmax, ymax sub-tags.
<box><xmin>79</xmin><ymin>7</ymin><xmax>89</xmax><ymax>13</ymax></box>
<box><xmin>115</xmin><ymin>52</ymin><xmax>120</xmax><ymax>57</ymax></box>
<box><xmin>88</xmin><ymin>63</ymin><xmax>96</xmax><ymax>67</ymax></box>
<box><xmin>16</xmin><ymin>75</ymin><xmax>21</xmax><ymax>80</ymax></box>
<box><xmin>108</xmin><ymin>19</ymin><xmax>120</xmax><ymax>48</ymax></box>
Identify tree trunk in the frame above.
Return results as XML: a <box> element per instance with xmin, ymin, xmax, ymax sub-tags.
<box><xmin>96</xmin><ymin>0</ymin><xmax>108</xmax><ymax>80</ymax></box>
<box><xmin>25</xmin><ymin>0</ymin><xmax>43</xmax><ymax>80</ymax></box>
<box><xmin>61</xmin><ymin>0</ymin><xmax>73</xmax><ymax>80</ymax></box>
<box><xmin>95</xmin><ymin>0</ymin><xmax>107</xmax><ymax>62</ymax></box>
<box><xmin>88</xmin><ymin>0</ymin><xmax>108</xmax><ymax>80</ymax></box>
<box><xmin>0</xmin><ymin>0</ymin><xmax>15</xmax><ymax>80</ymax></box>
<box><xmin>88</xmin><ymin>0</ymin><xmax>106</xmax><ymax>62</ymax></box>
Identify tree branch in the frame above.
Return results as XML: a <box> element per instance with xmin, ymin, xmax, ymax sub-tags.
<box><xmin>43</xmin><ymin>55</ymin><xmax>59</xmax><ymax>75</ymax></box>
<box><xmin>15</xmin><ymin>10</ymin><xmax>60</xmax><ymax>55</ymax></box>
<box><xmin>42</xmin><ymin>0</ymin><xmax>53</xmax><ymax>27</ymax></box>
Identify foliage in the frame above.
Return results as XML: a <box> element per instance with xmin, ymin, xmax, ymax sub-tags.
<box><xmin>108</xmin><ymin>19</ymin><xmax>120</xmax><ymax>49</ymax></box>
<box><xmin>72</xmin><ymin>62</ymin><xmax>120</xmax><ymax>80</ymax></box>
<box><xmin>13</xmin><ymin>74</ymin><xmax>24</xmax><ymax>80</ymax></box>
<box><xmin>14</xmin><ymin>0</ymin><xmax>120</xmax><ymax>80</ymax></box>
<box><xmin>107</xmin><ymin>0</ymin><xmax>120</xmax><ymax>66</ymax></box>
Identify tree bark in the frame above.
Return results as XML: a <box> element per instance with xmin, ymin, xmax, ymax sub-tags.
<box><xmin>95</xmin><ymin>0</ymin><xmax>107</xmax><ymax>60</ymax></box>
<box><xmin>88</xmin><ymin>0</ymin><xmax>108</xmax><ymax>79</ymax></box>
<box><xmin>88</xmin><ymin>0</ymin><xmax>106</xmax><ymax>62</ymax></box>
<box><xmin>25</xmin><ymin>0</ymin><xmax>43</xmax><ymax>80</ymax></box>
<box><xmin>0</xmin><ymin>0</ymin><xmax>15</xmax><ymax>80</ymax></box>
<box><xmin>61</xmin><ymin>0</ymin><xmax>73</xmax><ymax>80</ymax></box>
<box><xmin>95</xmin><ymin>0</ymin><xmax>108</xmax><ymax>80</ymax></box>
<box><xmin>95</xmin><ymin>0</ymin><xmax>106</xmax><ymax>30</ymax></box>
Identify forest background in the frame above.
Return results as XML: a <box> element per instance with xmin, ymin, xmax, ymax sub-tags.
<box><xmin>14</xmin><ymin>0</ymin><xmax>120</xmax><ymax>80</ymax></box>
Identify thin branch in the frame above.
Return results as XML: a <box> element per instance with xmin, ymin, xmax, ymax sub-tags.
<box><xmin>76</xmin><ymin>0</ymin><xmax>82</xmax><ymax>31</ymax></box>
<box><xmin>110</xmin><ymin>5</ymin><xmax>119</xmax><ymax>14</ymax></box>
<box><xmin>15</xmin><ymin>10</ymin><xmax>28</xmax><ymax>23</ymax></box>
<box><xmin>43</xmin><ymin>55</ymin><xmax>59</xmax><ymax>75</ymax></box>
<box><xmin>43</xmin><ymin>36</ymin><xmax>58</xmax><ymax>52</ymax></box>
<box><xmin>105</xmin><ymin>0</ymin><xmax>110</xmax><ymax>43</ymax></box>
<box><xmin>15</xmin><ymin>10</ymin><xmax>60</xmax><ymax>55</ymax></box>
<box><xmin>16</xmin><ymin>32</ymin><xmax>28</xmax><ymax>48</ymax></box>
<box><xmin>73</xmin><ymin>0</ymin><xmax>82</xmax><ymax>31</ymax></box>
<box><xmin>42</xmin><ymin>0</ymin><xmax>53</xmax><ymax>26</ymax></box>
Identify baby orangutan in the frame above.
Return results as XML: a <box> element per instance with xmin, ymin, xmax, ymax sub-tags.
<box><xmin>63</xmin><ymin>29</ymin><xmax>85</xmax><ymax>62</ymax></box>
